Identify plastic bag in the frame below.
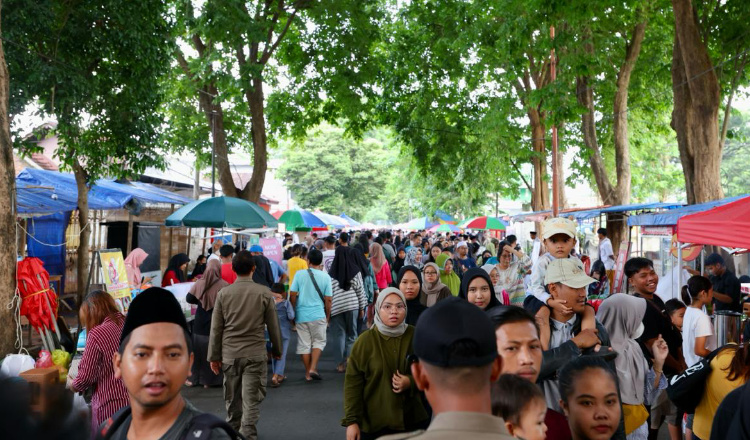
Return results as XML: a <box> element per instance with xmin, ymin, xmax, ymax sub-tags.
<box><xmin>36</xmin><ymin>350</ymin><xmax>53</xmax><ymax>368</ymax></box>
<box><xmin>0</xmin><ymin>353</ymin><xmax>36</xmax><ymax>377</ymax></box>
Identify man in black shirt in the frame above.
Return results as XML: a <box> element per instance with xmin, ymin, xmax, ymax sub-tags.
<box><xmin>705</xmin><ymin>253</ymin><xmax>742</xmax><ymax>313</ymax></box>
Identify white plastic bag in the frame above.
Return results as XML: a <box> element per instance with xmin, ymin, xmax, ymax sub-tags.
<box><xmin>0</xmin><ymin>353</ymin><xmax>36</xmax><ymax>377</ymax></box>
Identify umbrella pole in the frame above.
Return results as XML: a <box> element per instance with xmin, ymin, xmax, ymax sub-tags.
<box><xmin>36</xmin><ymin>326</ymin><xmax>50</xmax><ymax>352</ymax></box>
<box><xmin>43</xmin><ymin>293</ymin><xmax>62</xmax><ymax>341</ymax></box>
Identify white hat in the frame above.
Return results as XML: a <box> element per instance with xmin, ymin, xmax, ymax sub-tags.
<box><xmin>545</xmin><ymin>258</ymin><xmax>596</xmax><ymax>288</ymax></box>
<box><xmin>542</xmin><ymin>217</ymin><xmax>577</xmax><ymax>240</ymax></box>
<box><xmin>456</xmin><ymin>241</ymin><xmax>469</xmax><ymax>249</ymax></box>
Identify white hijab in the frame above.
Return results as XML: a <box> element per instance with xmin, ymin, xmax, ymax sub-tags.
<box><xmin>375</xmin><ymin>287</ymin><xmax>408</xmax><ymax>338</ymax></box>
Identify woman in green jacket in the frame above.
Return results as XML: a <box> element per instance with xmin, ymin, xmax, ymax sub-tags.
<box><xmin>342</xmin><ymin>287</ymin><xmax>429</xmax><ymax>440</ymax></box>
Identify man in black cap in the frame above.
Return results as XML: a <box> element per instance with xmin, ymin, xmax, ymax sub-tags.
<box><xmin>100</xmin><ymin>287</ymin><xmax>234</xmax><ymax>439</ymax></box>
<box><xmin>381</xmin><ymin>297</ymin><xmax>513</xmax><ymax>439</ymax></box>
<box><xmin>703</xmin><ymin>252</ymin><xmax>741</xmax><ymax>312</ymax></box>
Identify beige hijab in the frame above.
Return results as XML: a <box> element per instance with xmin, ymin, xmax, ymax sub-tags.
<box><xmin>374</xmin><ymin>287</ymin><xmax>408</xmax><ymax>337</ymax></box>
<box><xmin>188</xmin><ymin>259</ymin><xmax>228</xmax><ymax>311</ymax></box>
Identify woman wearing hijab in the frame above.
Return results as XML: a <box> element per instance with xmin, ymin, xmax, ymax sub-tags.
<box><xmin>458</xmin><ymin>267</ymin><xmax>501</xmax><ymax>312</ymax></box>
<box><xmin>494</xmin><ymin>243</ymin><xmax>532</xmax><ymax>306</ymax></box>
<box><xmin>392</xmin><ymin>246</ymin><xmax>406</xmax><ymax>282</ymax></box>
<box><xmin>404</xmin><ymin>247</ymin><xmax>424</xmax><ymax>270</ymax></box>
<box><xmin>481</xmin><ymin>264</ymin><xmax>510</xmax><ymax>306</ymax></box>
<box><xmin>342</xmin><ymin>287</ymin><xmax>429</xmax><ymax>440</ymax></box>
<box><xmin>421</xmin><ymin>263</ymin><xmax>452</xmax><ymax>307</ymax></box>
<box><xmin>189</xmin><ymin>255</ymin><xmax>207</xmax><ymax>280</ymax></box>
<box><xmin>124</xmin><ymin>248</ymin><xmax>149</xmax><ymax>289</ymax></box>
<box><xmin>185</xmin><ymin>259</ymin><xmax>228</xmax><ymax>387</ymax></box>
<box><xmin>597</xmin><ymin>294</ymin><xmax>669</xmax><ymax>439</ymax></box>
<box><xmin>328</xmin><ymin>246</ymin><xmax>368</xmax><ymax>372</ymax></box>
<box><xmin>370</xmin><ymin>243</ymin><xmax>392</xmax><ymax>292</ymax></box>
<box><xmin>397</xmin><ymin>266</ymin><xmax>427</xmax><ymax>326</ymax></box>
<box><xmin>435</xmin><ymin>254</ymin><xmax>460</xmax><ymax>296</ymax></box>
<box><xmin>161</xmin><ymin>253</ymin><xmax>190</xmax><ymax>287</ymax></box>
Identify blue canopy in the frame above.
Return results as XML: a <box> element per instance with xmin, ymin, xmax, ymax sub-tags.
<box><xmin>434</xmin><ymin>210</ymin><xmax>455</xmax><ymax>222</ymax></box>
<box><xmin>628</xmin><ymin>195</ymin><xmax>748</xmax><ymax>226</ymax></box>
<box><xmin>567</xmin><ymin>202</ymin><xmax>684</xmax><ymax>221</ymax></box>
<box><xmin>340</xmin><ymin>213</ymin><xmax>361</xmax><ymax>227</ymax></box>
<box><xmin>17</xmin><ymin>168</ymin><xmax>191</xmax><ymax>215</ymax></box>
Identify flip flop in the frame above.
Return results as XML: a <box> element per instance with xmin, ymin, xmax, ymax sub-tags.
<box><xmin>309</xmin><ymin>372</ymin><xmax>322</xmax><ymax>381</ymax></box>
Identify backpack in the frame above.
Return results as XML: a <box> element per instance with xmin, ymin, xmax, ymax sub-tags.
<box><xmin>95</xmin><ymin>406</ymin><xmax>245</xmax><ymax>440</ymax></box>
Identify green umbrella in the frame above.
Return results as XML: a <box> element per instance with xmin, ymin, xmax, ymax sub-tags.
<box><xmin>278</xmin><ymin>209</ymin><xmax>327</xmax><ymax>231</ymax></box>
<box><xmin>165</xmin><ymin>196</ymin><xmax>278</xmax><ymax>228</ymax></box>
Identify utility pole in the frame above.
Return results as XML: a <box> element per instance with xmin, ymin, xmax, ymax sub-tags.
<box><xmin>550</xmin><ymin>25</ymin><xmax>559</xmax><ymax>217</ymax></box>
<box><xmin>211</xmin><ymin>110</ymin><xmax>216</xmax><ymax>198</ymax></box>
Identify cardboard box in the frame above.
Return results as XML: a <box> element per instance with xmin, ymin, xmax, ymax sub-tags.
<box><xmin>20</xmin><ymin>367</ymin><xmax>60</xmax><ymax>414</ymax></box>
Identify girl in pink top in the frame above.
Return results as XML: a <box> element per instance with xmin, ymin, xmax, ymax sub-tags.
<box><xmin>370</xmin><ymin>243</ymin><xmax>392</xmax><ymax>290</ymax></box>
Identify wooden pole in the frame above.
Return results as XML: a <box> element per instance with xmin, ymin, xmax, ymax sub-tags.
<box><xmin>550</xmin><ymin>25</ymin><xmax>559</xmax><ymax>217</ymax></box>
<box><xmin>126</xmin><ymin>213</ymin><xmax>134</xmax><ymax>255</ymax></box>
<box><xmin>167</xmin><ymin>204</ymin><xmax>175</xmax><ymax>258</ymax></box>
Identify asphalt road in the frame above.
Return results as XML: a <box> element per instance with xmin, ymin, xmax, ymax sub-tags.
<box><xmin>184</xmin><ymin>331</ymin><xmax>672</xmax><ymax>440</ymax></box>
<box><xmin>183</xmin><ymin>330</ymin><xmax>347</xmax><ymax>440</ymax></box>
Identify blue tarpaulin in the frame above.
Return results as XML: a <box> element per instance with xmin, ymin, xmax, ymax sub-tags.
<box><xmin>628</xmin><ymin>196</ymin><xmax>748</xmax><ymax>226</ymax></box>
<box><xmin>435</xmin><ymin>210</ymin><xmax>455</xmax><ymax>222</ymax></box>
<box><xmin>26</xmin><ymin>212</ymin><xmax>69</xmax><ymax>285</ymax></box>
<box><xmin>567</xmin><ymin>202</ymin><xmax>684</xmax><ymax>221</ymax></box>
<box><xmin>17</xmin><ymin>169</ymin><xmax>191</xmax><ymax>215</ymax></box>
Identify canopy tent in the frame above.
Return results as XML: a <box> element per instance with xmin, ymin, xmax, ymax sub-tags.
<box><xmin>565</xmin><ymin>202</ymin><xmax>684</xmax><ymax>221</ymax></box>
<box><xmin>403</xmin><ymin>216</ymin><xmax>437</xmax><ymax>230</ymax></box>
<box><xmin>313</xmin><ymin>211</ymin><xmax>346</xmax><ymax>228</ymax></box>
<box><xmin>17</xmin><ymin>168</ymin><xmax>192</xmax><ymax>215</ymax></box>
<box><xmin>270</xmin><ymin>210</ymin><xmax>284</xmax><ymax>220</ymax></box>
<box><xmin>278</xmin><ymin>209</ymin><xmax>327</xmax><ymax>230</ymax></box>
<box><xmin>628</xmin><ymin>195</ymin><xmax>747</xmax><ymax>226</ymax></box>
<box><xmin>165</xmin><ymin>196</ymin><xmax>278</xmax><ymax>228</ymax></box>
<box><xmin>340</xmin><ymin>213</ymin><xmax>362</xmax><ymax>227</ymax></box>
<box><xmin>677</xmin><ymin>195</ymin><xmax>750</xmax><ymax>248</ymax></box>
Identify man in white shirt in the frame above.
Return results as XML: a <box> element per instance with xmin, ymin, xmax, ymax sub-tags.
<box><xmin>207</xmin><ymin>239</ymin><xmax>224</xmax><ymax>264</ymax></box>
<box><xmin>597</xmin><ymin>228</ymin><xmax>615</xmax><ymax>293</ymax></box>
<box><xmin>322</xmin><ymin>235</ymin><xmax>337</xmax><ymax>273</ymax></box>
<box><xmin>530</xmin><ymin>231</ymin><xmax>542</xmax><ymax>266</ymax></box>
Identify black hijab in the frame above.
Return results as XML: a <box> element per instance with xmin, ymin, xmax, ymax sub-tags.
<box><xmin>397</xmin><ymin>266</ymin><xmax>427</xmax><ymax>326</ymax></box>
<box><xmin>459</xmin><ymin>267</ymin><xmax>501</xmax><ymax>312</ymax></box>
<box><xmin>252</xmin><ymin>255</ymin><xmax>274</xmax><ymax>288</ymax></box>
<box><xmin>392</xmin><ymin>245</ymin><xmax>406</xmax><ymax>277</ymax></box>
<box><xmin>190</xmin><ymin>255</ymin><xmax>207</xmax><ymax>279</ymax></box>
<box><xmin>329</xmin><ymin>246</ymin><xmax>362</xmax><ymax>290</ymax></box>
<box><xmin>165</xmin><ymin>253</ymin><xmax>190</xmax><ymax>283</ymax></box>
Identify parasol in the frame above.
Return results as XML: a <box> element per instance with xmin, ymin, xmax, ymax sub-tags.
<box><xmin>165</xmin><ymin>196</ymin><xmax>278</xmax><ymax>229</ymax></box>
<box><xmin>17</xmin><ymin>257</ymin><xmax>61</xmax><ymax>351</ymax></box>
<box><xmin>403</xmin><ymin>216</ymin><xmax>437</xmax><ymax>230</ymax></box>
<box><xmin>278</xmin><ymin>209</ymin><xmax>327</xmax><ymax>230</ymax></box>
<box><xmin>428</xmin><ymin>223</ymin><xmax>461</xmax><ymax>233</ymax></box>
<box><xmin>464</xmin><ymin>216</ymin><xmax>508</xmax><ymax>231</ymax></box>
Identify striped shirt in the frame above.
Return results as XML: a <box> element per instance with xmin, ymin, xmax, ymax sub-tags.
<box><xmin>73</xmin><ymin>313</ymin><xmax>130</xmax><ymax>437</ymax></box>
<box><xmin>331</xmin><ymin>272</ymin><xmax>367</xmax><ymax>317</ymax></box>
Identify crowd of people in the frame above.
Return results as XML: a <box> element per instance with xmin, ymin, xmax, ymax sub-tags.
<box><xmin>19</xmin><ymin>217</ymin><xmax>750</xmax><ymax>440</ymax></box>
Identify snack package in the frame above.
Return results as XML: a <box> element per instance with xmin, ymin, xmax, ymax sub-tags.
<box><xmin>35</xmin><ymin>350</ymin><xmax>53</xmax><ymax>368</ymax></box>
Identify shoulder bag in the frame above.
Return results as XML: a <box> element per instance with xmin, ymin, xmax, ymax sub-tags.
<box><xmin>666</xmin><ymin>346</ymin><xmax>723</xmax><ymax>413</ymax></box>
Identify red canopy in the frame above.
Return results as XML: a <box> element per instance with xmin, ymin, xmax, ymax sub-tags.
<box><xmin>677</xmin><ymin>196</ymin><xmax>750</xmax><ymax>248</ymax></box>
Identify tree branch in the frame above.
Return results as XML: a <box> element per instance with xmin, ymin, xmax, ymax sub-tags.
<box><xmin>510</xmin><ymin>158</ymin><xmax>533</xmax><ymax>192</ymax></box>
<box><xmin>719</xmin><ymin>52</ymin><xmax>747</xmax><ymax>149</ymax></box>
<box><xmin>260</xmin><ymin>9</ymin><xmax>297</xmax><ymax>65</ymax></box>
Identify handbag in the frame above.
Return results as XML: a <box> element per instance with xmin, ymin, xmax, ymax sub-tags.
<box><xmin>666</xmin><ymin>346</ymin><xmax>723</xmax><ymax>413</ymax></box>
<box><xmin>307</xmin><ymin>269</ymin><xmax>327</xmax><ymax>304</ymax></box>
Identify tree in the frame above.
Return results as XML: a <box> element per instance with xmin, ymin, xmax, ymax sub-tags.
<box><xmin>5</xmin><ymin>0</ymin><xmax>172</xmax><ymax>302</ymax></box>
<box><xmin>0</xmin><ymin>0</ymin><xmax>19</xmax><ymax>356</ymax></box>
<box><xmin>671</xmin><ymin>0</ymin><xmax>750</xmax><ymax>204</ymax></box>
<box><xmin>169</xmin><ymin>0</ymin><xmax>385</xmax><ymax>203</ymax></box>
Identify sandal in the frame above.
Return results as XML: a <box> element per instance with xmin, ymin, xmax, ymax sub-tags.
<box><xmin>271</xmin><ymin>376</ymin><xmax>280</xmax><ymax>388</ymax></box>
<box><xmin>309</xmin><ymin>371</ymin><xmax>322</xmax><ymax>381</ymax></box>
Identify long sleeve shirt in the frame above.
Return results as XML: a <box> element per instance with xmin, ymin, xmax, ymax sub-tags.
<box><xmin>208</xmin><ymin>278</ymin><xmax>282</xmax><ymax>362</ymax></box>
<box><xmin>374</xmin><ymin>261</ymin><xmax>393</xmax><ymax>290</ymax></box>
<box><xmin>342</xmin><ymin>325</ymin><xmax>428</xmax><ymax>434</ymax></box>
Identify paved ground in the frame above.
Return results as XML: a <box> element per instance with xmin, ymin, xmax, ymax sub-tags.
<box><xmin>184</xmin><ymin>331</ymin><xmax>672</xmax><ymax>440</ymax></box>
<box><xmin>183</xmin><ymin>330</ymin><xmax>347</xmax><ymax>440</ymax></box>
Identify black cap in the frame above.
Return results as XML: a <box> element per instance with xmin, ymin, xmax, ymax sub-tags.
<box><xmin>705</xmin><ymin>253</ymin><xmax>724</xmax><ymax>266</ymax></box>
<box><xmin>413</xmin><ymin>297</ymin><xmax>498</xmax><ymax>367</ymax></box>
<box><xmin>120</xmin><ymin>287</ymin><xmax>189</xmax><ymax>344</ymax></box>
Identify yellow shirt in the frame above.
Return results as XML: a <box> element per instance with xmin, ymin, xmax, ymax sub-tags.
<box><xmin>694</xmin><ymin>347</ymin><xmax>747</xmax><ymax>440</ymax></box>
<box><xmin>287</xmin><ymin>257</ymin><xmax>308</xmax><ymax>287</ymax></box>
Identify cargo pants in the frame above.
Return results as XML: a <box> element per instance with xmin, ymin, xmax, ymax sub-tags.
<box><xmin>222</xmin><ymin>355</ymin><xmax>267</xmax><ymax>440</ymax></box>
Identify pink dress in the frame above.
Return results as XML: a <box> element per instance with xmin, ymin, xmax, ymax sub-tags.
<box><xmin>374</xmin><ymin>260</ymin><xmax>392</xmax><ymax>290</ymax></box>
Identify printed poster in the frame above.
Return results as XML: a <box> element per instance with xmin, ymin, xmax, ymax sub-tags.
<box><xmin>260</xmin><ymin>237</ymin><xmax>283</xmax><ymax>265</ymax></box>
<box><xmin>99</xmin><ymin>249</ymin><xmax>131</xmax><ymax>300</ymax></box>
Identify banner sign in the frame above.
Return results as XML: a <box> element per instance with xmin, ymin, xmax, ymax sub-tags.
<box><xmin>641</xmin><ymin>226</ymin><xmax>675</xmax><ymax>236</ymax></box>
<box><xmin>98</xmin><ymin>249</ymin><xmax>132</xmax><ymax>312</ymax></box>
<box><xmin>260</xmin><ymin>237</ymin><xmax>283</xmax><ymax>265</ymax></box>
<box><xmin>613</xmin><ymin>240</ymin><xmax>632</xmax><ymax>294</ymax></box>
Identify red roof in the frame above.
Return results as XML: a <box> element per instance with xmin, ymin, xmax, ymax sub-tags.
<box><xmin>677</xmin><ymin>196</ymin><xmax>750</xmax><ymax>248</ymax></box>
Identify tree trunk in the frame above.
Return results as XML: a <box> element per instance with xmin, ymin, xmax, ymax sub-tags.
<box><xmin>671</xmin><ymin>0</ymin><xmax>723</xmax><ymax>204</ymax></box>
<box><xmin>72</xmin><ymin>161</ymin><xmax>90</xmax><ymax>307</ymax></box>
<box><xmin>554</xmin><ymin>138</ymin><xmax>567</xmax><ymax>209</ymax></box>
<box><xmin>240</xmin><ymin>76</ymin><xmax>268</xmax><ymax>204</ymax></box>
<box><xmin>0</xmin><ymin>3</ymin><xmax>19</xmax><ymax>355</ymax></box>
<box><xmin>529</xmin><ymin>109</ymin><xmax>550</xmax><ymax>211</ymax></box>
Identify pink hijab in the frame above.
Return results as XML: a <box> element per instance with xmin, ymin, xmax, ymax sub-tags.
<box><xmin>124</xmin><ymin>248</ymin><xmax>148</xmax><ymax>287</ymax></box>
<box><xmin>370</xmin><ymin>243</ymin><xmax>386</xmax><ymax>274</ymax></box>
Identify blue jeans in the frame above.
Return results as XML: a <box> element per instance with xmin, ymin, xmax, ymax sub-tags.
<box><xmin>271</xmin><ymin>337</ymin><xmax>290</xmax><ymax>376</ymax></box>
<box><xmin>330</xmin><ymin>309</ymin><xmax>358</xmax><ymax>366</ymax></box>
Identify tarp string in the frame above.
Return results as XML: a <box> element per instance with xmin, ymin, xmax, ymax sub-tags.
<box><xmin>16</xmin><ymin>221</ymin><xmax>90</xmax><ymax>247</ymax></box>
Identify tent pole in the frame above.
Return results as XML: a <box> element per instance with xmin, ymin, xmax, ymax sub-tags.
<box><xmin>167</xmin><ymin>204</ymin><xmax>175</xmax><ymax>259</ymax></box>
<box><xmin>126</xmin><ymin>213</ymin><xmax>134</xmax><ymax>255</ymax></box>
<box><xmin>700</xmin><ymin>247</ymin><xmax>705</xmax><ymax>275</ymax></box>
<box><xmin>677</xmin><ymin>242</ymin><xmax>682</xmax><ymax>300</ymax></box>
